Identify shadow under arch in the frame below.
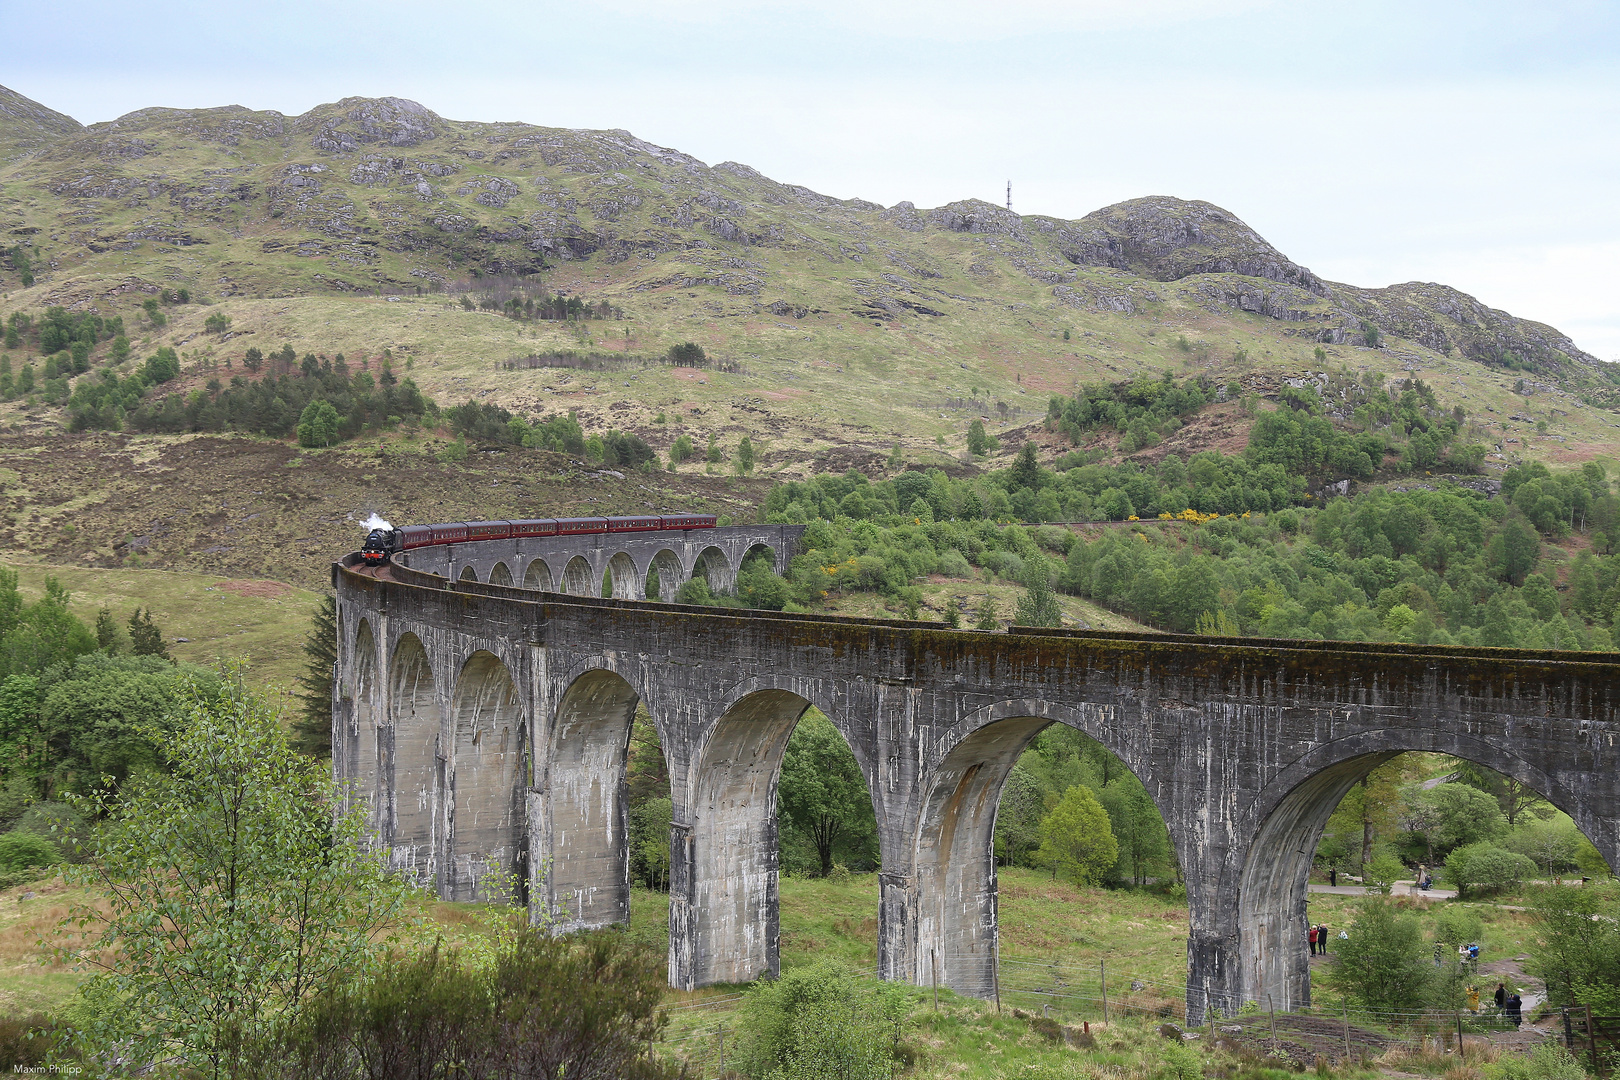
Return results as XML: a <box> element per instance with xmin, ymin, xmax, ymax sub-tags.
<box><xmin>562</xmin><ymin>555</ymin><xmax>594</xmax><ymax>596</ymax></box>
<box><xmin>448</xmin><ymin>650</ymin><xmax>525</xmax><ymax>903</ymax></box>
<box><xmin>546</xmin><ymin>666</ymin><xmax>649</xmax><ymax>932</ymax></box>
<box><xmin>693</xmin><ymin>545</ymin><xmax>733</xmax><ymax>594</ymax></box>
<box><xmin>523</xmin><ymin>557</ymin><xmax>554</xmax><ymax>592</ymax></box>
<box><xmin>908</xmin><ymin>698</ymin><xmax>1159</xmax><ymax>998</ymax></box>
<box><xmin>741</xmin><ymin>541</ymin><xmax>777</xmax><ymax>572</ymax></box>
<box><xmin>458</xmin><ymin>565</ymin><xmax>479</xmax><ymax>582</ymax></box>
<box><xmin>678</xmin><ymin>685</ymin><xmax>876</xmax><ymax>989</ymax></box>
<box><xmin>344</xmin><ymin>618</ymin><xmax>379</xmax><ymax>820</ymax></box>
<box><xmin>646</xmin><ymin>548</ymin><xmax>684</xmax><ymax>600</ymax></box>
<box><xmin>389</xmin><ymin>632</ymin><xmax>444</xmax><ymax>892</ymax></box>
<box><xmin>488</xmin><ymin>562</ymin><xmax>513</xmax><ymax>588</ymax></box>
<box><xmin>1236</xmin><ymin>728</ymin><xmax>1616</xmax><ymax>1016</ymax></box>
<box><xmin>607</xmin><ymin>551</ymin><xmax>641</xmax><ymax>600</ymax></box>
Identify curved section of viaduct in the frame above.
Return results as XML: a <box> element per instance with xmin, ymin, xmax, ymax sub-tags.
<box><xmin>395</xmin><ymin>523</ymin><xmax>802</xmax><ymax>601</ymax></box>
<box><xmin>333</xmin><ymin>538</ymin><xmax>1620</xmax><ymax>1023</ymax></box>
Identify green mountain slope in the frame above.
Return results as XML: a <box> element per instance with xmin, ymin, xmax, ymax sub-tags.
<box><xmin>0</xmin><ymin>88</ymin><xmax>1615</xmax><ymax>477</ymax></box>
<box><xmin>0</xmin><ymin>83</ymin><xmax>82</xmax><ymax>162</ymax></box>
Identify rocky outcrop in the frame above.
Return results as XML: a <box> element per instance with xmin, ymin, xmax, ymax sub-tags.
<box><xmin>297</xmin><ymin>97</ymin><xmax>443</xmax><ymax>154</ymax></box>
<box><xmin>1052</xmin><ymin>196</ymin><xmax>1329</xmax><ymax>297</ymax></box>
<box><xmin>928</xmin><ymin>199</ymin><xmax>1027</xmax><ymax>240</ymax></box>
<box><xmin>1333</xmin><ymin>280</ymin><xmax>1600</xmax><ymax>369</ymax></box>
<box><xmin>1187</xmin><ymin>277</ymin><xmax>1325</xmax><ymax>323</ymax></box>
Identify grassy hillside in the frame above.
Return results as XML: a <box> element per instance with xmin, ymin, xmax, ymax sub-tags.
<box><xmin>0</xmin><ymin>431</ymin><xmax>771</xmax><ymax>591</ymax></box>
<box><xmin>0</xmin><ymin>87</ymin><xmax>1615</xmax><ymax>484</ymax></box>
<box><xmin>4</xmin><ymin>562</ymin><xmax>322</xmax><ymax>689</ymax></box>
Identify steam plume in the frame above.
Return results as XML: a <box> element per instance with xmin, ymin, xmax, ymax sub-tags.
<box><xmin>363</xmin><ymin>513</ymin><xmax>394</xmax><ymax>532</ymax></box>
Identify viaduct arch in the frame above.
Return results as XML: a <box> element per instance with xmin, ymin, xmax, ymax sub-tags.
<box><xmin>333</xmin><ymin>526</ymin><xmax>1620</xmax><ymax>1022</ymax></box>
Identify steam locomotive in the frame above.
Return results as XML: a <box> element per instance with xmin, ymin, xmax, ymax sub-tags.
<box><xmin>359</xmin><ymin>514</ymin><xmax>719</xmax><ymax>567</ymax></box>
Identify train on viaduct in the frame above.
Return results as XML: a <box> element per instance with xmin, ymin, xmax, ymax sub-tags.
<box><xmin>331</xmin><ymin>519</ymin><xmax>1620</xmax><ymax>1022</ymax></box>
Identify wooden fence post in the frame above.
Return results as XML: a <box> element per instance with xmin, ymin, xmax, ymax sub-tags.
<box><xmin>993</xmin><ymin>949</ymin><xmax>1001</xmax><ymax>1014</ymax></box>
<box><xmin>1585</xmin><ymin>1005</ymin><xmax>1599</xmax><ymax>1076</ymax></box>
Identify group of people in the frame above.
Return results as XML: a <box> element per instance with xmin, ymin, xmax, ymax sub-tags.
<box><xmin>1463</xmin><ymin>982</ymin><xmax>1523</xmax><ymax>1027</ymax></box>
<box><xmin>1494</xmin><ymin>982</ymin><xmax>1524</xmax><ymax>1028</ymax></box>
<box><xmin>1434</xmin><ymin>941</ymin><xmax>1482</xmax><ymax>970</ymax></box>
<box><xmin>1307</xmin><ymin>923</ymin><xmax>1332</xmax><ymax>955</ymax></box>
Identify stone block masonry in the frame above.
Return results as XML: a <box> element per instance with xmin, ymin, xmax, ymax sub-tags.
<box><xmin>333</xmin><ymin>526</ymin><xmax>1620</xmax><ymax>1023</ymax></box>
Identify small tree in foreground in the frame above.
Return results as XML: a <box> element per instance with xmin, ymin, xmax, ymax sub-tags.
<box><xmin>1329</xmin><ymin>897</ymin><xmax>1434</xmax><ymax>1013</ymax></box>
<box><xmin>975</xmin><ymin>597</ymin><xmax>1000</xmax><ymax>631</ymax></box>
<box><xmin>61</xmin><ymin>678</ymin><xmax>410</xmax><ymax>1075</ymax></box>
<box><xmin>1528</xmin><ymin>884</ymin><xmax>1620</xmax><ymax>1014</ymax></box>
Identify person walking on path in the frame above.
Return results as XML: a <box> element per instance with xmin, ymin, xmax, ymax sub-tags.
<box><xmin>1494</xmin><ymin>983</ymin><xmax>1506</xmax><ymax>1010</ymax></box>
<box><xmin>1309</xmin><ymin>925</ymin><xmax>1319</xmax><ymax>956</ymax></box>
<box><xmin>1507</xmin><ymin>993</ymin><xmax>1523</xmax><ymax>1029</ymax></box>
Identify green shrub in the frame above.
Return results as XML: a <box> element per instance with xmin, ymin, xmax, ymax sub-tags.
<box><xmin>0</xmin><ymin>829</ymin><xmax>60</xmax><ymax>872</ymax></box>
<box><xmin>668</xmin><ymin>341</ymin><xmax>706</xmax><ymax>365</ymax></box>
<box><xmin>1484</xmin><ymin>1043</ymin><xmax>1587</xmax><ymax>1080</ymax></box>
<box><xmin>1363</xmin><ymin>848</ymin><xmax>1409</xmax><ymax>894</ymax></box>
<box><xmin>0</xmin><ymin>1012</ymin><xmax>65</xmax><ymax>1068</ymax></box>
<box><xmin>1431</xmin><ymin>905</ymin><xmax>1484</xmax><ymax>947</ymax></box>
<box><xmin>732</xmin><ymin>961</ymin><xmax>910</xmax><ymax>1080</ymax></box>
<box><xmin>675</xmin><ymin>578</ymin><xmax>715</xmax><ymax>606</ymax></box>
<box><xmin>283</xmin><ymin>931</ymin><xmax>675</xmax><ymax>1078</ymax></box>
<box><xmin>1158</xmin><ymin>1039</ymin><xmax>1206</xmax><ymax>1080</ymax></box>
<box><xmin>1445</xmin><ymin>843</ymin><xmax>1536</xmax><ymax>897</ymax></box>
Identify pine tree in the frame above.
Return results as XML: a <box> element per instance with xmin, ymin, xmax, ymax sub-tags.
<box><xmin>95</xmin><ymin>607</ymin><xmax>123</xmax><ymax>653</ymax></box>
<box><xmin>1010</xmin><ymin>442</ymin><xmax>1042</xmax><ymax>493</ymax></box>
<box><xmin>292</xmin><ymin>595</ymin><xmax>338</xmax><ymax>758</ymax></box>
<box><xmin>975</xmin><ymin>597</ymin><xmax>1000</xmax><ymax>632</ymax></box>
<box><xmin>127</xmin><ymin>608</ymin><xmax>171</xmax><ymax>660</ymax></box>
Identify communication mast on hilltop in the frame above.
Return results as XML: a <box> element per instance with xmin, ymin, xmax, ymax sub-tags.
<box><xmin>1006</xmin><ymin>180</ymin><xmax>1011</xmax><ymax>212</ymax></box>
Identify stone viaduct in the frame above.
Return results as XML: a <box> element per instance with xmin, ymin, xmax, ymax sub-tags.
<box><xmin>332</xmin><ymin>525</ymin><xmax>1620</xmax><ymax>1022</ymax></box>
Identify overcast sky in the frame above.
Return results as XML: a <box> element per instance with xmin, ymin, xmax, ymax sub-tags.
<box><xmin>8</xmin><ymin>0</ymin><xmax>1618</xmax><ymax>357</ymax></box>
